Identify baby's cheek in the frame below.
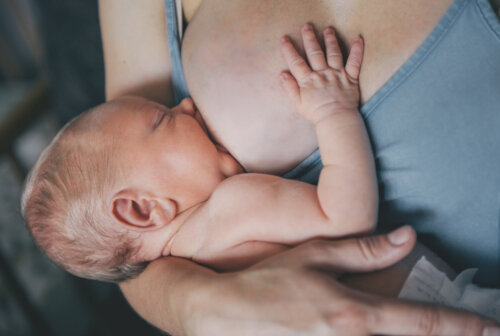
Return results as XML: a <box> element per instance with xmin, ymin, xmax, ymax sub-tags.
<box><xmin>220</xmin><ymin>152</ymin><xmax>244</xmax><ymax>178</ymax></box>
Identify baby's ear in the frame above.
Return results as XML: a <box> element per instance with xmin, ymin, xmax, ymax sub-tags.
<box><xmin>111</xmin><ymin>189</ymin><xmax>177</xmax><ymax>231</ymax></box>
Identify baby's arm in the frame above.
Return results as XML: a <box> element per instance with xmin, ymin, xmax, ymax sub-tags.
<box><xmin>279</xmin><ymin>25</ymin><xmax>378</xmax><ymax>234</ymax></box>
<box><xmin>174</xmin><ymin>26</ymin><xmax>377</xmax><ymax>269</ymax></box>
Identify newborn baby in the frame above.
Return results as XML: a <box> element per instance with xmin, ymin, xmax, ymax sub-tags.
<box><xmin>22</xmin><ymin>26</ymin><xmax>377</xmax><ymax>282</ymax></box>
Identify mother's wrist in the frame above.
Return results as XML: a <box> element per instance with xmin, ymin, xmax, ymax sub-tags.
<box><xmin>173</xmin><ymin>261</ymin><xmax>223</xmax><ymax>334</ymax></box>
<box><xmin>180</xmin><ymin>271</ymin><xmax>252</xmax><ymax>336</ymax></box>
<box><xmin>121</xmin><ymin>257</ymin><xmax>218</xmax><ymax>336</ymax></box>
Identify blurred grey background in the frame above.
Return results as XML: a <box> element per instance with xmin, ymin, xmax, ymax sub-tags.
<box><xmin>0</xmin><ymin>0</ymin><xmax>163</xmax><ymax>335</ymax></box>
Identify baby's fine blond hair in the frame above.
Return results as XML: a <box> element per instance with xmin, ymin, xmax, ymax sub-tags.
<box><xmin>21</xmin><ymin>105</ymin><xmax>147</xmax><ymax>283</ymax></box>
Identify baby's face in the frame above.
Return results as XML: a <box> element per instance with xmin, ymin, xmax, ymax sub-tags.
<box><xmin>99</xmin><ymin>97</ymin><xmax>243</xmax><ymax>213</ymax></box>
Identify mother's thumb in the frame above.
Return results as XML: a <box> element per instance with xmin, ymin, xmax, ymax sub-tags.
<box><xmin>312</xmin><ymin>226</ymin><xmax>417</xmax><ymax>274</ymax></box>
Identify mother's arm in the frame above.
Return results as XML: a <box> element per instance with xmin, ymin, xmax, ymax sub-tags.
<box><xmin>121</xmin><ymin>227</ymin><xmax>498</xmax><ymax>335</ymax></box>
<box><xmin>99</xmin><ymin>0</ymin><xmax>175</xmax><ymax>106</ymax></box>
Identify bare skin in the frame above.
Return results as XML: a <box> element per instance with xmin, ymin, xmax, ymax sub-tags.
<box><xmin>120</xmin><ymin>227</ymin><xmax>497</xmax><ymax>336</ymax></box>
<box><xmin>181</xmin><ymin>0</ymin><xmax>456</xmax><ymax>174</ymax></box>
<box><xmin>107</xmin><ymin>27</ymin><xmax>377</xmax><ymax>272</ymax></box>
<box><xmin>99</xmin><ymin>0</ymin><xmax>500</xmax><ymax>335</ymax></box>
<box><xmin>102</xmin><ymin>0</ymin><xmax>456</xmax><ymax>174</ymax></box>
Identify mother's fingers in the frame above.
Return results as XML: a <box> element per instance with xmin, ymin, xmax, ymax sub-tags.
<box><xmin>297</xmin><ymin>226</ymin><xmax>416</xmax><ymax>274</ymax></box>
<box><xmin>279</xmin><ymin>36</ymin><xmax>311</xmax><ymax>82</ymax></box>
<box><xmin>372</xmin><ymin>298</ymin><xmax>500</xmax><ymax>336</ymax></box>
<box><xmin>301</xmin><ymin>24</ymin><xmax>328</xmax><ymax>71</ymax></box>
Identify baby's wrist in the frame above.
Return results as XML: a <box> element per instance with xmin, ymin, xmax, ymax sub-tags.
<box><xmin>311</xmin><ymin>107</ymin><xmax>360</xmax><ymax>126</ymax></box>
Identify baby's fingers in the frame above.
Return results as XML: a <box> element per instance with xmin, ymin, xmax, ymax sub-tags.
<box><xmin>301</xmin><ymin>24</ymin><xmax>327</xmax><ymax>71</ymax></box>
<box><xmin>279</xmin><ymin>71</ymin><xmax>300</xmax><ymax>106</ymax></box>
<box><xmin>345</xmin><ymin>36</ymin><xmax>364</xmax><ymax>81</ymax></box>
<box><xmin>280</xmin><ymin>36</ymin><xmax>311</xmax><ymax>82</ymax></box>
<box><xmin>323</xmin><ymin>27</ymin><xmax>343</xmax><ymax>70</ymax></box>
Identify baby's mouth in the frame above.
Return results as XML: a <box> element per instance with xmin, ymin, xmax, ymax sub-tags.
<box><xmin>215</xmin><ymin>144</ymin><xmax>230</xmax><ymax>154</ymax></box>
<box><xmin>192</xmin><ymin>105</ymin><xmax>234</xmax><ymax>157</ymax></box>
<box><xmin>193</xmin><ymin>106</ymin><xmax>221</xmax><ymax>147</ymax></box>
<box><xmin>193</xmin><ymin>107</ymin><xmax>210</xmax><ymax>133</ymax></box>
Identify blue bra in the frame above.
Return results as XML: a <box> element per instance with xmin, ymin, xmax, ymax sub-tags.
<box><xmin>164</xmin><ymin>0</ymin><xmax>500</xmax><ymax>285</ymax></box>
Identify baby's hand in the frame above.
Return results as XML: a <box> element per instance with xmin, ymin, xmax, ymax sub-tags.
<box><xmin>279</xmin><ymin>24</ymin><xmax>364</xmax><ymax>124</ymax></box>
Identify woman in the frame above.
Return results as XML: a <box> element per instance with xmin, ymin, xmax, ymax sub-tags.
<box><xmin>99</xmin><ymin>0</ymin><xmax>500</xmax><ymax>334</ymax></box>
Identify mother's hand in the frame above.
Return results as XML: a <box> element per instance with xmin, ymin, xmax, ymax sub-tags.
<box><xmin>181</xmin><ymin>226</ymin><xmax>498</xmax><ymax>336</ymax></box>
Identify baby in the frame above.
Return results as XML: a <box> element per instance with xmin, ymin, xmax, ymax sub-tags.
<box><xmin>22</xmin><ymin>26</ymin><xmax>377</xmax><ymax>282</ymax></box>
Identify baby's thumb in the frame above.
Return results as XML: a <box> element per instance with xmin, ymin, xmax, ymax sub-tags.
<box><xmin>279</xmin><ymin>71</ymin><xmax>300</xmax><ymax>105</ymax></box>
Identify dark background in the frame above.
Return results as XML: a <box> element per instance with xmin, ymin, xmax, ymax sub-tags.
<box><xmin>0</xmin><ymin>0</ymin><xmax>163</xmax><ymax>335</ymax></box>
<box><xmin>1</xmin><ymin>1</ymin><xmax>499</xmax><ymax>335</ymax></box>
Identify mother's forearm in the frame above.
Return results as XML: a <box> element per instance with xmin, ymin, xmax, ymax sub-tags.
<box><xmin>120</xmin><ymin>257</ymin><xmax>215</xmax><ymax>335</ymax></box>
<box><xmin>120</xmin><ymin>231</ymin><xmax>499</xmax><ymax>336</ymax></box>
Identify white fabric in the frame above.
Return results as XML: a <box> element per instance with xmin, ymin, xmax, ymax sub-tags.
<box><xmin>399</xmin><ymin>257</ymin><xmax>500</xmax><ymax>322</ymax></box>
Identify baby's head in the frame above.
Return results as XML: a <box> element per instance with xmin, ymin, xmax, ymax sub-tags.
<box><xmin>22</xmin><ymin>96</ymin><xmax>242</xmax><ymax>282</ymax></box>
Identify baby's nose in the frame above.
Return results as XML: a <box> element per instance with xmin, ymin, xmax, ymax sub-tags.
<box><xmin>180</xmin><ymin>98</ymin><xmax>195</xmax><ymax>115</ymax></box>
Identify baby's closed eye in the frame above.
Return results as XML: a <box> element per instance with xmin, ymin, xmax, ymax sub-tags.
<box><xmin>152</xmin><ymin>110</ymin><xmax>167</xmax><ymax>129</ymax></box>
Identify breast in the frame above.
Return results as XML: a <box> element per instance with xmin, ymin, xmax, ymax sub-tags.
<box><xmin>181</xmin><ymin>0</ymin><xmax>452</xmax><ymax>174</ymax></box>
<box><xmin>182</xmin><ymin>1</ymin><xmax>334</xmax><ymax>174</ymax></box>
